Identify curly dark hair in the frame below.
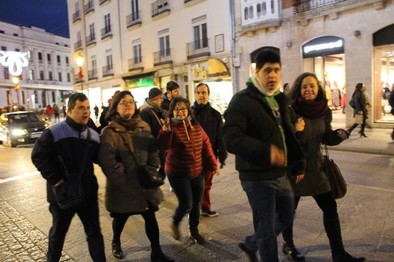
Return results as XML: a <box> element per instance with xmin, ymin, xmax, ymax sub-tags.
<box><xmin>287</xmin><ymin>72</ymin><xmax>327</xmax><ymax>103</ymax></box>
<box><xmin>105</xmin><ymin>90</ymin><xmax>139</xmax><ymax>121</ymax></box>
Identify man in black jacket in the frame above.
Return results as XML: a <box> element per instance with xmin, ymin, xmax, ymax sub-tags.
<box><xmin>31</xmin><ymin>93</ymin><xmax>106</xmax><ymax>262</ymax></box>
<box><xmin>161</xmin><ymin>80</ymin><xmax>180</xmax><ymax>111</ymax></box>
<box><xmin>223</xmin><ymin>49</ymin><xmax>305</xmax><ymax>262</ymax></box>
<box><xmin>192</xmin><ymin>83</ymin><xmax>227</xmax><ymax>217</ymax></box>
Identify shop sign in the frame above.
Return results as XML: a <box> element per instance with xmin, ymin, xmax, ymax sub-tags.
<box><xmin>126</xmin><ymin>75</ymin><xmax>154</xmax><ymax>88</ymax></box>
<box><xmin>0</xmin><ymin>51</ymin><xmax>29</xmax><ymax>76</ymax></box>
<box><xmin>302</xmin><ymin>36</ymin><xmax>344</xmax><ymax>58</ymax></box>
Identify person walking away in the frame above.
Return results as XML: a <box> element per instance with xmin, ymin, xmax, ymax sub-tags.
<box><xmin>222</xmin><ymin>49</ymin><xmax>305</xmax><ymax>262</ymax></box>
<box><xmin>161</xmin><ymin>81</ymin><xmax>180</xmax><ymax>111</ymax></box>
<box><xmin>347</xmin><ymin>83</ymin><xmax>368</xmax><ymax>137</ymax></box>
<box><xmin>94</xmin><ymin>105</ymin><xmax>99</xmax><ymax>122</ymax></box>
<box><xmin>140</xmin><ymin>87</ymin><xmax>168</xmax><ymax>179</ymax></box>
<box><xmin>192</xmin><ymin>82</ymin><xmax>227</xmax><ymax>217</ymax></box>
<box><xmin>283</xmin><ymin>72</ymin><xmax>365</xmax><ymax>262</ymax></box>
<box><xmin>157</xmin><ymin>96</ymin><xmax>218</xmax><ymax>244</ymax></box>
<box><xmin>31</xmin><ymin>93</ymin><xmax>106</xmax><ymax>262</ymax></box>
<box><xmin>340</xmin><ymin>86</ymin><xmax>347</xmax><ymax>113</ymax></box>
<box><xmin>389</xmin><ymin>84</ymin><xmax>394</xmax><ymax>140</ymax></box>
<box><xmin>53</xmin><ymin>104</ymin><xmax>60</xmax><ymax>122</ymax></box>
<box><xmin>97</xmin><ymin>91</ymin><xmax>173</xmax><ymax>261</ymax></box>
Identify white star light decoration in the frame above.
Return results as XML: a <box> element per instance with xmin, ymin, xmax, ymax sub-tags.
<box><xmin>0</xmin><ymin>51</ymin><xmax>29</xmax><ymax>76</ymax></box>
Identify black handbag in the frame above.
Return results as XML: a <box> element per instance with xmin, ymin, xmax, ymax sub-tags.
<box><xmin>130</xmin><ymin>150</ymin><xmax>164</xmax><ymax>190</ymax></box>
<box><xmin>322</xmin><ymin>144</ymin><xmax>347</xmax><ymax>199</ymax></box>
<box><xmin>349</xmin><ymin>97</ymin><xmax>356</xmax><ymax>108</ymax></box>
<box><xmin>51</xmin><ymin>130</ymin><xmax>90</xmax><ymax>209</ymax></box>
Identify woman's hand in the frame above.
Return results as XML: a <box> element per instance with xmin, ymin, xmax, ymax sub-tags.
<box><xmin>295</xmin><ymin>174</ymin><xmax>304</xmax><ymax>184</ymax></box>
<box><xmin>295</xmin><ymin>117</ymin><xmax>305</xmax><ymax>132</ymax></box>
<box><xmin>160</xmin><ymin>118</ymin><xmax>171</xmax><ymax>132</ymax></box>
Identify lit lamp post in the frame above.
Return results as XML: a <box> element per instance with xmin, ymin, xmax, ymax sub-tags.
<box><xmin>11</xmin><ymin>75</ymin><xmax>20</xmax><ymax>108</ymax></box>
<box><xmin>75</xmin><ymin>53</ymin><xmax>85</xmax><ymax>91</ymax></box>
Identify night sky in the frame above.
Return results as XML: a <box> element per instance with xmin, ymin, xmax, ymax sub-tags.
<box><xmin>0</xmin><ymin>0</ymin><xmax>69</xmax><ymax>38</ymax></box>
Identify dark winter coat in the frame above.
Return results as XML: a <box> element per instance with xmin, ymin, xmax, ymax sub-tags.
<box><xmin>31</xmin><ymin>117</ymin><xmax>101</xmax><ymax>204</ymax></box>
<box><xmin>222</xmin><ymin>82</ymin><xmax>305</xmax><ymax>181</ymax></box>
<box><xmin>97</xmin><ymin>118</ymin><xmax>163</xmax><ymax>214</ymax></box>
<box><xmin>161</xmin><ymin>93</ymin><xmax>171</xmax><ymax>111</ymax></box>
<box><xmin>352</xmin><ymin>90</ymin><xmax>367</xmax><ymax>116</ymax></box>
<box><xmin>157</xmin><ymin>120</ymin><xmax>217</xmax><ymax>179</ymax></box>
<box><xmin>192</xmin><ymin>102</ymin><xmax>227</xmax><ymax>165</ymax></box>
<box><xmin>289</xmin><ymin>109</ymin><xmax>345</xmax><ymax>196</ymax></box>
<box><xmin>140</xmin><ymin>102</ymin><xmax>167</xmax><ymax>139</ymax></box>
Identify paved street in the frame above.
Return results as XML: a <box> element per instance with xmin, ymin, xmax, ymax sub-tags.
<box><xmin>0</xmin><ymin>122</ymin><xmax>393</xmax><ymax>261</ymax></box>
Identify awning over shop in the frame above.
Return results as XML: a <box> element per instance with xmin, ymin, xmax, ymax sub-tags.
<box><xmin>207</xmin><ymin>58</ymin><xmax>230</xmax><ymax>77</ymax></box>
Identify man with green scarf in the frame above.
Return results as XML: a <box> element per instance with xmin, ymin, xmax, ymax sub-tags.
<box><xmin>222</xmin><ymin>49</ymin><xmax>305</xmax><ymax>262</ymax></box>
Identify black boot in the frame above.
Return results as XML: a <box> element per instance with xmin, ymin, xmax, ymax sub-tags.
<box><xmin>360</xmin><ymin>124</ymin><xmax>367</xmax><ymax>137</ymax></box>
<box><xmin>324</xmin><ymin>215</ymin><xmax>365</xmax><ymax>262</ymax></box>
<box><xmin>112</xmin><ymin>241</ymin><xmax>124</xmax><ymax>259</ymax></box>
<box><xmin>347</xmin><ymin>124</ymin><xmax>357</xmax><ymax>136</ymax></box>
<box><xmin>282</xmin><ymin>242</ymin><xmax>305</xmax><ymax>261</ymax></box>
<box><xmin>151</xmin><ymin>247</ymin><xmax>174</xmax><ymax>262</ymax></box>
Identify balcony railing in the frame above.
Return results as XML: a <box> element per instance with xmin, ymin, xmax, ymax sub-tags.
<box><xmin>84</xmin><ymin>0</ymin><xmax>94</xmax><ymax>14</ymax></box>
<box><xmin>99</xmin><ymin>0</ymin><xmax>110</xmax><ymax>5</ymax></box>
<box><xmin>293</xmin><ymin>0</ymin><xmax>379</xmax><ymax>14</ymax></box>
<box><xmin>86</xmin><ymin>34</ymin><xmax>96</xmax><ymax>46</ymax></box>
<box><xmin>88</xmin><ymin>69</ymin><xmax>98</xmax><ymax>80</ymax></box>
<box><xmin>186</xmin><ymin>39</ymin><xmax>210</xmax><ymax>59</ymax></box>
<box><xmin>126</xmin><ymin>11</ymin><xmax>142</xmax><ymax>28</ymax></box>
<box><xmin>153</xmin><ymin>49</ymin><xmax>172</xmax><ymax>66</ymax></box>
<box><xmin>128</xmin><ymin>57</ymin><xmax>144</xmax><ymax>71</ymax></box>
<box><xmin>101</xmin><ymin>26</ymin><xmax>112</xmax><ymax>39</ymax></box>
<box><xmin>102</xmin><ymin>65</ymin><xmax>114</xmax><ymax>77</ymax></box>
<box><xmin>74</xmin><ymin>40</ymin><xmax>82</xmax><ymax>50</ymax></box>
<box><xmin>72</xmin><ymin>10</ymin><xmax>81</xmax><ymax>23</ymax></box>
<box><xmin>152</xmin><ymin>1</ymin><xmax>170</xmax><ymax>18</ymax></box>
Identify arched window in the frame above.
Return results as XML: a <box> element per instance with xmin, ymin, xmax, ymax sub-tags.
<box><xmin>249</xmin><ymin>6</ymin><xmax>254</xmax><ymax>19</ymax></box>
<box><xmin>257</xmin><ymin>4</ymin><xmax>262</xmax><ymax>17</ymax></box>
<box><xmin>262</xmin><ymin>2</ymin><xmax>267</xmax><ymax>16</ymax></box>
<box><xmin>244</xmin><ymin>7</ymin><xmax>249</xmax><ymax>20</ymax></box>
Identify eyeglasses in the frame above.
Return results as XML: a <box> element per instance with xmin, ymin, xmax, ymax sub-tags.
<box><xmin>119</xmin><ymin>100</ymin><xmax>134</xmax><ymax>106</ymax></box>
<box><xmin>173</xmin><ymin>108</ymin><xmax>188</xmax><ymax>113</ymax></box>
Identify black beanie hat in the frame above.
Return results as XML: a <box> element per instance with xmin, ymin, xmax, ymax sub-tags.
<box><xmin>149</xmin><ymin>87</ymin><xmax>163</xmax><ymax>100</ymax></box>
<box><xmin>255</xmin><ymin>49</ymin><xmax>281</xmax><ymax>70</ymax></box>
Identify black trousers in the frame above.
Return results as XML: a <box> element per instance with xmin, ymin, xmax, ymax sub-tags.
<box><xmin>47</xmin><ymin>201</ymin><xmax>106</xmax><ymax>262</ymax></box>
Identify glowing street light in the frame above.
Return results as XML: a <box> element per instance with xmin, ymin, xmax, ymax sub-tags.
<box><xmin>75</xmin><ymin>53</ymin><xmax>85</xmax><ymax>91</ymax></box>
<box><xmin>11</xmin><ymin>75</ymin><xmax>21</xmax><ymax>107</ymax></box>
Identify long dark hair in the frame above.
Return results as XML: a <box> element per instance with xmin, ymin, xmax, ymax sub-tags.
<box><xmin>105</xmin><ymin>90</ymin><xmax>139</xmax><ymax>121</ymax></box>
<box><xmin>351</xmin><ymin>83</ymin><xmax>363</xmax><ymax>97</ymax></box>
<box><xmin>168</xmin><ymin>96</ymin><xmax>196</xmax><ymax>123</ymax></box>
<box><xmin>287</xmin><ymin>72</ymin><xmax>327</xmax><ymax>103</ymax></box>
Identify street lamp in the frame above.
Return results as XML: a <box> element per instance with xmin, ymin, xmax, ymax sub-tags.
<box><xmin>11</xmin><ymin>75</ymin><xmax>20</xmax><ymax>108</ymax></box>
<box><xmin>75</xmin><ymin>53</ymin><xmax>85</xmax><ymax>91</ymax></box>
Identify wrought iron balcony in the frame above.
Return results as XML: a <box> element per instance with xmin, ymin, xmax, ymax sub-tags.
<box><xmin>84</xmin><ymin>0</ymin><xmax>94</xmax><ymax>14</ymax></box>
<box><xmin>128</xmin><ymin>57</ymin><xmax>144</xmax><ymax>71</ymax></box>
<box><xmin>153</xmin><ymin>49</ymin><xmax>172</xmax><ymax>66</ymax></box>
<box><xmin>101</xmin><ymin>26</ymin><xmax>112</xmax><ymax>40</ymax></box>
<box><xmin>72</xmin><ymin>10</ymin><xmax>81</xmax><ymax>23</ymax></box>
<box><xmin>102</xmin><ymin>65</ymin><xmax>114</xmax><ymax>77</ymax></box>
<box><xmin>186</xmin><ymin>39</ymin><xmax>210</xmax><ymax>60</ymax></box>
<box><xmin>126</xmin><ymin>11</ymin><xmax>142</xmax><ymax>28</ymax></box>
<box><xmin>88</xmin><ymin>69</ymin><xmax>98</xmax><ymax>80</ymax></box>
<box><xmin>86</xmin><ymin>34</ymin><xmax>96</xmax><ymax>46</ymax></box>
<box><xmin>293</xmin><ymin>0</ymin><xmax>381</xmax><ymax>14</ymax></box>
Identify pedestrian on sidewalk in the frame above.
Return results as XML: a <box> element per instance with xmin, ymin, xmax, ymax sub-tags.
<box><xmin>31</xmin><ymin>93</ymin><xmax>106</xmax><ymax>262</ymax></box>
<box><xmin>389</xmin><ymin>83</ymin><xmax>394</xmax><ymax>140</ymax></box>
<box><xmin>222</xmin><ymin>49</ymin><xmax>306</xmax><ymax>262</ymax></box>
<box><xmin>347</xmin><ymin>83</ymin><xmax>369</xmax><ymax>137</ymax></box>
<box><xmin>192</xmin><ymin>82</ymin><xmax>227</xmax><ymax>218</ymax></box>
<box><xmin>161</xmin><ymin>81</ymin><xmax>181</xmax><ymax>111</ymax></box>
<box><xmin>97</xmin><ymin>91</ymin><xmax>173</xmax><ymax>262</ymax></box>
<box><xmin>157</xmin><ymin>96</ymin><xmax>218</xmax><ymax>244</ymax></box>
<box><xmin>284</xmin><ymin>72</ymin><xmax>365</xmax><ymax>262</ymax></box>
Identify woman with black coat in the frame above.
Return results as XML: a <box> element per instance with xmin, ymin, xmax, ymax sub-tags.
<box><xmin>347</xmin><ymin>83</ymin><xmax>369</xmax><ymax>137</ymax></box>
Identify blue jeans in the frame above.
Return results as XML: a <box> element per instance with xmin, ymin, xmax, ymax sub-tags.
<box><xmin>168</xmin><ymin>175</ymin><xmax>205</xmax><ymax>233</ymax></box>
<box><xmin>241</xmin><ymin>176</ymin><xmax>294</xmax><ymax>262</ymax></box>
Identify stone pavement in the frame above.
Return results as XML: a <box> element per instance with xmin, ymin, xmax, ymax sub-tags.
<box><xmin>0</xmin><ymin>125</ymin><xmax>393</xmax><ymax>261</ymax></box>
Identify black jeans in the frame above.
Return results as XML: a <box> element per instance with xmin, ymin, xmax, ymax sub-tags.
<box><xmin>47</xmin><ymin>201</ymin><xmax>106</xmax><ymax>262</ymax></box>
<box><xmin>168</xmin><ymin>175</ymin><xmax>204</xmax><ymax>233</ymax></box>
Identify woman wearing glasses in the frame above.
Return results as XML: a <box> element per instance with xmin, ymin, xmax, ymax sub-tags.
<box><xmin>98</xmin><ymin>90</ymin><xmax>173</xmax><ymax>261</ymax></box>
<box><xmin>157</xmin><ymin>96</ymin><xmax>218</xmax><ymax>244</ymax></box>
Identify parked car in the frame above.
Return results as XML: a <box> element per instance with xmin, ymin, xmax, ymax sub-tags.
<box><xmin>0</xmin><ymin>111</ymin><xmax>49</xmax><ymax>147</ymax></box>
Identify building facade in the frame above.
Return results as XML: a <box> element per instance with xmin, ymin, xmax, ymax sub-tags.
<box><xmin>67</xmin><ymin>0</ymin><xmax>233</xmax><ymax>113</ymax></box>
<box><xmin>234</xmin><ymin>0</ymin><xmax>394</xmax><ymax>127</ymax></box>
<box><xmin>0</xmin><ymin>21</ymin><xmax>73</xmax><ymax>112</ymax></box>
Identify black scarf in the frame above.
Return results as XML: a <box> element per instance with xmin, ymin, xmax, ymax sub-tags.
<box><xmin>113</xmin><ymin>114</ymin><xmax>139</xmax><ymax>131</ymax></box>
<box><xmin>293</xmin><ymin>98</ymin><xmax>328</xmax><ymax>119</ymax></box>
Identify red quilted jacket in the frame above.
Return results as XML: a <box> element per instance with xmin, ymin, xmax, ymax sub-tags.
<box><xmin>157</xmin><ymin>120</ymin><xmax>217</xmax><ymax>178</ymax></box>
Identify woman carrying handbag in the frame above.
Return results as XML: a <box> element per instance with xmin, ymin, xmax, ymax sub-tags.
<box><xmin>282</xmin><ymin>73</ymin><xmax>365</xmax><ymax>262</ymax></box>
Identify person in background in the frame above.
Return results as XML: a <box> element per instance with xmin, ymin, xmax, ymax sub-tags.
<box><xmin>161</xmin><ymin>81</ymin><xmax>180</xmax><ymax>111</ymax></box>
<box><xmin>140</xmin><ymin>87</ymin><xmax>168</xmax><ymax>179</ymax></box>
<box><xmin>53</xmin><ymin>103</ymin><xmax>60</xmax><ymax>122</ymax></box>
<box><xmin>99</xmin><ymin>90</ymin><xmax>120</xmax><ymax>132</ymax></box>
<box><xmin>284</xmin><ymin>72</ymin><xmax>365</xmax><ymax>262</ymax></box>
<box><xmin>222</xmin><ymin>49</ymin><xmax>305</xmax><ymax>262</ymax></box>
<box><xmin>389</xmin><ymin>83</ymin><xmax>394</xmax><ymax>140</ymax></box>
<box><xmin>283</xmin><ymin>83</ymin><xmax>290</xmax><ymax>94</ymax></box>
<box><xmin>192</xmin><ymin>82</ymin><xmax>227</xmax><ymax>217</ymax></box>
<box><xmin>31</xmin><ymin>93</ymin><xmax>106</xmax><ymax>262</ymax></box>
<box><xmin>157</xmin><ymin>96</ymin><xmax>218</xmax><ymax>244</ymax></box>
<box><xmin>97</xmin><ymin>91</ymin><xmax>173</xmax><ymax>262</ymax></box>
<box><xmin>94</xmin><ymin>105</ymin><xmax>99</xmax><ymax>122</ymax></box>
<box><xmin>347</xmin><ymin>83</ymin><xmax>368</xmax><ymax>137</ymax></box>
<box><xmin>340</xmin><ymin>86</ymin><xmax>347</xmax><ymax>113</ymax></box>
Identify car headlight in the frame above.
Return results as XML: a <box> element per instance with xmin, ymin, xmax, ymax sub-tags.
<box><xmin>11</xmin><ymin>129</ymin><xmax>27</xmax><ymax>136</ymax></box>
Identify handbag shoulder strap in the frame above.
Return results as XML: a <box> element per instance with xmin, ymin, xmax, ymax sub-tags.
<box><xmin>149</xmin><ymin>108</ymin><xmax>163</xmax><ymax>127</ymax></box>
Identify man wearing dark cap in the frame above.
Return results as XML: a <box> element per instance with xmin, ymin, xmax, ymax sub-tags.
<box><xmin>222</xmin><ymin>49</ymin><xmax>305</xmax><ymax>262</ymax></box>
<box><xmin>140</xmin><ymin>87</ymin><xmax>168</xmax><ymax>178</ymax></box>
<box><xmin>161</xmin><ymin>81</ymin><xmax>180</xmax><ymax>111</ymax></box>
